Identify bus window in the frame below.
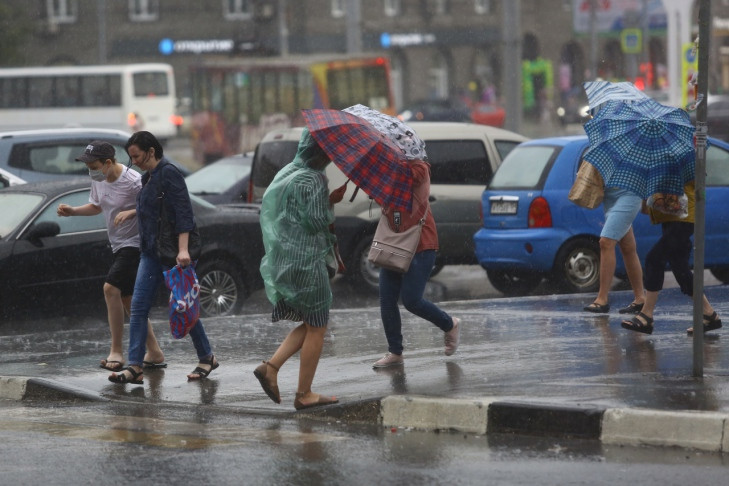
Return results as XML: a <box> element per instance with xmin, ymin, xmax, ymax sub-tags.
<box><xmin>28</xmin><ymin>77</ymin><xmax>54</xmax><ymax>108</ymax></box>
<box><xmin>133</xmin><ymin>72</ymin><xmax>169</xmax><ymax>97</ymax></box>
<box><xmin>82</xmin><ymin>75</ymin><xmax>121</xmax><ymax>107</ymax></box>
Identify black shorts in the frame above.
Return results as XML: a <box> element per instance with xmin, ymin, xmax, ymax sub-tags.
<box><xmin>106</xmin><ymin>246</ymin><xmax>141</xmax><ymax>297</ymax></box>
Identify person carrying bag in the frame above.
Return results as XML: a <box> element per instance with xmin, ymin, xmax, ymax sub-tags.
<box><xmin>368</xmin><ymin>199</ymin><xmax>428</xmax><ymax>273</ymax></box>
<box><xmin>371</xmin><ymin>159</ymin><xmax>461</xmax><ymax>369</ymax></box>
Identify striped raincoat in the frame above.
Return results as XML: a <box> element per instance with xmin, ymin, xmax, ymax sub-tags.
<box><xmin>259</xmin><ymin>128</ymin><xmax>336</xmax><ymax>327</ymax></box>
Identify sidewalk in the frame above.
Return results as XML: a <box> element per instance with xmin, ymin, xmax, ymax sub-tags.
<box><xmin>2</xmin><ymin>286</ymin><xmax>728</xmax><ymax>452</ymax></box>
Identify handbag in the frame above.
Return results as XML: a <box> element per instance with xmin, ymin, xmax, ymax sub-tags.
<box><xmin>155</xmin><ymin>161</ymin><xmax>202</xmax><ymax>267</ymax></box>
<box><xmin>568</xmin><ymin>160</ymin><xmax>604</xmax><ymax>209</ymax></box>
<box><xmin>368</xmin><ymin>206</ymin><xmax>428</xmax><ymax>273</ymax></box>
<box><xmin>163</xmin><ymin>263</ymin><xmax>201</xmax><ymax>339</ymax></box>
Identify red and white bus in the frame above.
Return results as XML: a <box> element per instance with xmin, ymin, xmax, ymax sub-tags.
<box><xmin>189</xmin><ymin>54</ymin><xmax>395</xmax><ymax>164</ymax></box>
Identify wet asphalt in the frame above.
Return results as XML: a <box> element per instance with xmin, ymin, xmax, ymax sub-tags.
<box><xmin>1</xmin><ymin>265</ymin><xmax>728</xmax><ymax>415</ymax></box>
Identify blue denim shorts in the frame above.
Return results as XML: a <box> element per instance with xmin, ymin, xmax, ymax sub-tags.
<box><xmin>600</xmin><ymin>187</ymin><xmax>642</xmax><ymax>241</ymax></box>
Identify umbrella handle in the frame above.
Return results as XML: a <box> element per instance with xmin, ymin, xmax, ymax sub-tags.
<box><xmin>349</xmin><ymin>183</ymin><xmax>359</xmax><ymax>203</ymax></box>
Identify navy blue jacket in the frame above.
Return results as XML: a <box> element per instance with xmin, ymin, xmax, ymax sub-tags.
<box><xmin>137</xmin><ymin>158</ymin><xmax>196</xmax><ymax>256</ymax></box>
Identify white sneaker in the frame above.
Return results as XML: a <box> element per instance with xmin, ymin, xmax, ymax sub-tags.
<box><xmin>444</xmin><ymin>317</ymin><xmax>460</xmax><ymax>356</ymax></box>
<box><xmin>373</xmin><ymin>352</ymin><xmax>404</xmax><ymax>368</ymax></box>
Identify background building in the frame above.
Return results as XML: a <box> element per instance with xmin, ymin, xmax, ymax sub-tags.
<box><xmin>1</xmin><ymin>1</ymin><xmax>726</xmax><ymax>123</ymax></box>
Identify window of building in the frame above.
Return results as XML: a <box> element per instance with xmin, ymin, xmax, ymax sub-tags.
<box><xmin>223</xmin><ymin>0</ymin><xmax>253</xmax><ymax>20</ymax></box>
<box><xmin>474</xmin><ymin>0</ymin><xmax>491</xmax><ymax>15</ymax></box>
<box><xmin>47</xmin><ymin>0</ymin><xmax>77</xmax><ymax>24</ymax></box>
<box><xmin>129</xmin><ymin>0</ymin><xmax>159</xmax><ymax>22</ymax></box>
<box><xmin>384</xmin><ymin>0</ymin><xmax>401</xmax><ymax>17</ymax></box>
<box><xmin>331</xmin><ymin>0</ymin><xmax>345</xmax><ymax>18</ymax></box>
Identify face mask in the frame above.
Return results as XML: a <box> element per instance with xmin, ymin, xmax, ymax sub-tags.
<box><xmin>89</xmin><ymin>168</ymin><xmax>106</xmax><ymax>182</ymax></box>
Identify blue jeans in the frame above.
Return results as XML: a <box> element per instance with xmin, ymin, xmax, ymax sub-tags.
<box><xmin>128</xmin><ymin>252</ymin><xmax>212</xmax><ymax>367</ymax></box>
<box><xmin>378</xmin><ymin>250</ymin><xmax>453</xmax><ymax>355</ymax></box>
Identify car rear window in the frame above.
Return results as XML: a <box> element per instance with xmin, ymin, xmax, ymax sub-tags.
<box><xmin>488</xmin><ymin>145</ymin><xmax>557</xmax><ymax>189</ymax></box>
<box><xmin>426</xmin><ymin>140</ymin><xmax>493</xmax><ymax>185</ymax></box>
<box><xmin>250</xmin><ymin>140</ymin><xmax>299</xmax><ymax>202</ymax></box>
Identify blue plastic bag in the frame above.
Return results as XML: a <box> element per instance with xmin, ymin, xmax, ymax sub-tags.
<box><xmin>163</xmin><ymin>263</ymin><xmax>201</xmax><ymax>339</ymax></box>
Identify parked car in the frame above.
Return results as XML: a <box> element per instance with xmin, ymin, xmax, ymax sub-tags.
<box><xmin>185</xmin><ymin>152</ymin><xmax>253</xmax><ymax>204</ymax></box>
<box><xmin>249</xmin><ymin>122</ymin><xmax>529</xmax><ymax>290</ymax></box>
<box><xmin>473</xmin><ymin>135</ymin><xmax>729</xmax><ymax>296</ymax></box>
<box><xmin>0</xmin><ymin>128</ymin><xmax>190</xmax><ymax>183</ymax></box>
<box><xmin>0</xmin><ymin>167</ymin><xmax>25</xmax><ymax>187</ymax></box>
<box><xmin>556</xmin><ymin>89</ymin><xmax>590</xmax><ymax>126</ymax></box>
<box><xmin>470</xmin><ymin>103</ymin><xmax>506</xmax><ymax>127</ymax></box>
<box><xmin>0</xmin><ymin>179</ymin><xmax>264</xmax><ymax>318</ymax></box>
<box><xmin>690</xmin><ymin>94</ymin><xmax>729</xmax><ymax>143</ymax></box>
<box><xmin>398</xmin><ymin>99</ymin><xmax>472</xmax><ymax>123</ymax></box>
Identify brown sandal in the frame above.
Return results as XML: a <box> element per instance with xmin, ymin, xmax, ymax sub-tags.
<box><xmin>253</xmin><ymin>361</ymin><xmax>281</xmax><ymax>404</ymax></box>
<box><xmin>294</xmin><ymin>392</ymin><xmax>338</xmax><ymax>411</ymax></box>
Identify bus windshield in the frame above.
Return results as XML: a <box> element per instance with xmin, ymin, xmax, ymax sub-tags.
<box><xmin>189</xmin><ymin>55</ymin><xmax>395</xmax><ymax>164</ymax></box>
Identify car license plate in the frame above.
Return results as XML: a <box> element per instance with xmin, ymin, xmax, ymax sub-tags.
<box><xmin>490</xmin><ymin>200</ymin><xmax>517</xmax><ymax>214</ymax></box>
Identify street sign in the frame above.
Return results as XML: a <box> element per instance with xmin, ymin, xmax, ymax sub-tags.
<box><xmin>620</xmin><ymin>28</ymin><xmax>642</xmax><ymax>54</ymax></box>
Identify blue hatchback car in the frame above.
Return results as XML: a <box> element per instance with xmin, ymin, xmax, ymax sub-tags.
<box><xmin>473</xmin><ymin>135</ymin><xmax>729</xmax><ymax>296</ymax></box>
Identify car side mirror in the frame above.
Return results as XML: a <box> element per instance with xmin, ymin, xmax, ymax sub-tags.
<box><xmin>26</xmin><ymin>221</ymin><xmax>61</xmax><ymax>245</ymax></box>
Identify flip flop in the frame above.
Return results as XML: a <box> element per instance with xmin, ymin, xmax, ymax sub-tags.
<box><xmin>143</xmin><ymin>361</ymin><xmax>168</xmax><ymax>369</ymax></box>
<box><xmin>294</xmin><ymin>393</ymin><xmax>339</xmax><ymax>411</ymax></box>
<box><xmin>99</xmin><ymin>359</ymin><xmax>124</xmax><ymax>372</ymax></box>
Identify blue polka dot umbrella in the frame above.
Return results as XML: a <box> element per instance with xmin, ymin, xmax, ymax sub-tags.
<box><xmin>583</xmin><ymin>98</ymin><xmax>695</xmax><ymax>199</ymax></box>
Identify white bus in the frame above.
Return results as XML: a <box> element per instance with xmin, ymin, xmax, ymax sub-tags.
<box><xmin>0</xmin><ymin>63</ymin><xmax>178</xmax><ymax>141</ymax></box>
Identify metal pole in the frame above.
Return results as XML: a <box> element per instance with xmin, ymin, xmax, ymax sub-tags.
<box><xmin>502</xmin><ymin>0</ymin><xmax>522</xmax><ymax>133</ymax></box>
<box><xmin>693</xmin><ymin>0</ymin><xmax>710</xmax><ymax>377</ymax></box>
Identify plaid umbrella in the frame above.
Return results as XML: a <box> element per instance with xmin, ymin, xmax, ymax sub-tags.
<box><xmin>342</xmin><ymin>104</ymin><xmax>427</xmax><ymax>160</ymax></box>
<box><xmin>583</xmin><ymin>80</ymin><xmax>649</xmax><ymax>113</ymax></box>
<box><xmin>583</xmin><ymin>98</ymin><xmax>695</xmax><ymax>199</ymax></box>
<box><xmin>303</xmin><ymin>108</ymin><xmax>414</xmax><ymax>212</ymax></box>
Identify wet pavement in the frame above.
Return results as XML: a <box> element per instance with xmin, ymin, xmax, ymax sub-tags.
<box><xmin>2</xmin><ymin>283</ymin><xmax>728</xmax><ymax>415</ymax></box>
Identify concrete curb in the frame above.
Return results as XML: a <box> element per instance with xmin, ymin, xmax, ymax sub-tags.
<box><xmin>381</xmin><ymin>396</ymin><xmax>729</xmax><ymax>452</ymax></box>
<box><xmin>4</xmin><ymin>376</ymin><xmax>728</xmax><ymax>452</ymax></box>
<box><xmin>0</xmin><ymin>376</ymin><xmax>107</xmax><ymax>403</ymax></box>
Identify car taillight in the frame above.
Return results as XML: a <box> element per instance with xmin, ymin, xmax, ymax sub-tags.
<box><xmin>528</xmin><ymin>196</ymin><xmax>552</xmax><ymax>228</ymax></box>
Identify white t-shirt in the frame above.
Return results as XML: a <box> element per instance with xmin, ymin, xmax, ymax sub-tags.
<box><xmin>89</xmin><ymin>166</ymin><xmax>142</xmax><ymax>253</ymax></box>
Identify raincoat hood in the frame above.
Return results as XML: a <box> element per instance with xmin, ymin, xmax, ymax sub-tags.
<box><xmin>295</xmin><ymin>127</ymin><xmax>328</xmax><ymax>171</ymax></box>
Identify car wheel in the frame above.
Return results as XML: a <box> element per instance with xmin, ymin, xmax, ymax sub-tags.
<box><xmin>552</xmin><ymin>238</ymin><xmax>601</xmax><ymax>293</ymax></box>
<box><xmin>196</xmin><ymin>259</ymin><xmax>246</xmax><ymax>317</ymax></box>
<box><xmin>485</xmin><ymin>269</ymin><xmax>543</xmax><ymax>296</ymax></box>
<box><xmin>710</xmin><ymin>267</ymin><xmax>729</xmax><ymax>284</ymax></box>
<box><xmin>346</xmin><ymin>236</ymin><xmax>380</xmax><ymax>292</ymax></box>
